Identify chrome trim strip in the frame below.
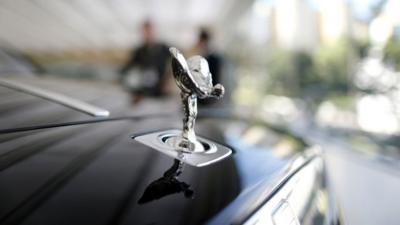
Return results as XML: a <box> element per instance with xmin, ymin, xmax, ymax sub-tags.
<box><xmin>0</xmin><ymin>78</ymin><xmax>109</xmax><ymax>117</ymax></box>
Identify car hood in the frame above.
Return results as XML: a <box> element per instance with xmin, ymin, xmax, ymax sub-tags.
<box><xmin>0</xmin><ymin>114</ymin><xmax>312</xmax><ymax>225</ymax></box>
<box><xmin>0</xmin><ymin>76</ymin><xmax>312</xmax><ymax>225</ymax></box>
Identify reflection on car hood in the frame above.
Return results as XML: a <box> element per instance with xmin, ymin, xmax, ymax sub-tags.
<box><xmin>0</xmin><ymin>117</ymin><xmax>313</xmax><ymax>225</ymax></box>
<box><xmin>0</xmin><ymin>77</ymin><xmax>313</xmax><ymax>225</ymax></box>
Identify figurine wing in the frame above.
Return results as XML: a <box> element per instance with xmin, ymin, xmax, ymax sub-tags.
<box><xmin>169</xmin><ymin>47</ymin><xmax>190</xmax><ymax>72</ymax></box>
<box><xmin>169</xmin><ymin>47</ymin><xmax>208</xmax><ymax>97</ymax></box>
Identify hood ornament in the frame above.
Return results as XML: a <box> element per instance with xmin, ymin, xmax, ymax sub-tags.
<box><xmin>132</xmin><ymin>47</ymin><xmax>231</xmax><ymax>167</ymax></box>
<box><xmin>169</xmin><ymin>47</ymin><xmax>224</xmax><ymax>152</ymax></box>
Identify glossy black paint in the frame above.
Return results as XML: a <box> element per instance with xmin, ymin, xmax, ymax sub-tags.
<box><xmin>0</xmin><ymin>77</ymin><xmax>339</xmax><ymax>225</ymax></box>
<box><xmin>137</xmin><ymin>159</ymin><xmax>194</xmax><ymax>204</ymax></box>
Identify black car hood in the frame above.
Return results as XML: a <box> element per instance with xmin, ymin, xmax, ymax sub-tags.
<box><xmin>0</xmin><ymin>76</ymin><xmax>311</xmax><ymax>225</ymax></box>
<box><xmin>0</xmin><ymin>114</ymin><xmax>310</xmax><ymax>225</ymax></box>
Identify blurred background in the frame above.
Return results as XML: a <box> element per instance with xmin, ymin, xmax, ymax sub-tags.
<box><xmin>1</xmin><ymin>0</ymin><xmax>400</xmax><ymax>224</ymax></box>
<box><xmin>2</xmin><ymin>0</ymin><xmax>400</xmax><ymax>135</ymax></box>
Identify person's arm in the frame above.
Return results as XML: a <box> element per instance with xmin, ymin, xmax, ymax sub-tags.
<box><xmin>119</xmin><ymin>48</ymin><xmax>139</xmax><ymax>75</ymax></box>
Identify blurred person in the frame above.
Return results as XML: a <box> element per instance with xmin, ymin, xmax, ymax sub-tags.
<box><xmin>190</xmin><ymin>28</ymin><xmax>224</xmax><ymax>105</ymax></box>
<box><xmin>120</xmin><ymin>20</ymin><xmax>170</xmax><ymax>104</ymax></box>
<box><xmin>190</xmin><ymin>28</ymin><xmax>222</xmax><ymax>84</ymax></box>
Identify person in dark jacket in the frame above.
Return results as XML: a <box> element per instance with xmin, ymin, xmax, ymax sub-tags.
<box><xmin>189</xmin><ymin>28</ymin><xmax>224</xmax><ymax>105</ymax></box>
<box><xmin>120</xmin><ymin>21</ymin><xmax>170</xmax><ymax>104</ymax></box>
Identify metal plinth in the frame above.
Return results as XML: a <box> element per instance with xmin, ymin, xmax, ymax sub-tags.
<box><xmin>133</xmin><ymin>129</ymin><xmax>232</xmax><ymax>167</ymax></box>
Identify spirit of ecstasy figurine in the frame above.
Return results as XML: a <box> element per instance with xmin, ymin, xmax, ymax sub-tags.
<box><xmin>169</xmin><ymin>47</ymin><xmax>224</xmax><ymax>152</ymax></box>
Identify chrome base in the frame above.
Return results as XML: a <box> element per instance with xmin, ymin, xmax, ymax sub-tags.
<box><xmin>133</xmin><ymin>129</ymin><xmax>232</xmax><ymax>167</ymax></box>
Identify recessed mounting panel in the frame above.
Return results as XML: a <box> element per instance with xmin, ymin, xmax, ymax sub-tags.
<box><xmin>133</xmin><ymin>129</ymin><xmax>232</xmax><ymax>167</ymax></box>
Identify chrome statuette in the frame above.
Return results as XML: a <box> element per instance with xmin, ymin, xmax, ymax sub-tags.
<box><xmin>169</xmin><ymin>47</ymin><xmax>224</xmax><ymax>152</ymax></box>
<box><xmin>132</xmin><ymin>47</ymin><xmax>231</xmax><ymax>167</ymax></box>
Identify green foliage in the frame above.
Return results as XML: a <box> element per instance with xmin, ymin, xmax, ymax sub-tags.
<box><xmin>384</xmin><ymin>37</ymin><xmax>400</xmax><ymax>70</ymax></box>
<box><xmin>325</xmin><ymin>94</ymin><xmax>357</xmax><ymax>111</ymax></box>
<box><xmin>265</xmin><ymin>49</ymin><xmax>297</xmax><ymax>96</ymax></box>
<box><xmin>266</xmin><ymin>39</ymin><xmax>357</xmax><ymax>103</ymax></box>
<box><xmin>313</xmin><ymin>40</ymin><xmax>352</xmax><ymax>93</ymax></box>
